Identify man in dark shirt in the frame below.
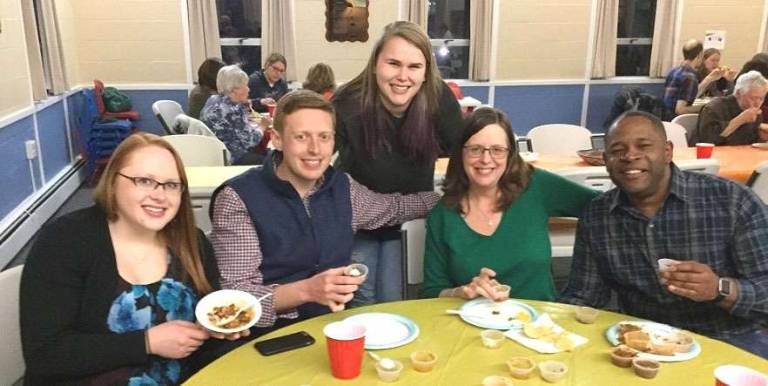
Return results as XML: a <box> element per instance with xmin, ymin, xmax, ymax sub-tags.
<box><xmin>248</xmin><ymin>53</ymin><xmax>289</xmax><ymax>112</ymax></box>
<box><xmin>663</xmin><ymin>39</ymin><xmax>705</xmax><ymax>119</ymax></box>
<box><xmin>695</xmin><ymin>70</ymin><xmax>768</xmax><ymax>145</ymax></box>
<box><xmin>560</xmin><ymin>111</ymin><xmax>768</xmax><ymax>358</ymax></box>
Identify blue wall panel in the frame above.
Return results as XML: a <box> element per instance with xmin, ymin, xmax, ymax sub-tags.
<box><xmin>0</xmin><ymin>117</ymin><xmax>36</xmax><ymax>220</ymax></box>
<box><xmin>123</xmin><ymin>89</ymin><xmax>189</xmax><ymax>135</ymax></box>
<box><xmin>37</xmin><ymin>101</ymin><xmax>71</xmax><ymax>182</ymax></box>
<box><xmin>67</xmin><ymin>91</ymin><xmax>86</xmax><ymax>156</ymax></box>
<box><xmin>461</xmin><ymin>86</ymin><xmax>489</xmax><ymax>104</ymax></box>
<box><xmin>493</xmin><ymin>85</ymin><xmax>584</xmax><ymax>136</ymax></box>
<box><xmin>585</xmin><ymin>82</ymin><xmax>665</xmax><ymax>133</ymax></box>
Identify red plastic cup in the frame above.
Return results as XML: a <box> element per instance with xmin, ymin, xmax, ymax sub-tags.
<box><xmin>715</xmin><ymin>365</ymin><xmax>768</xmax><ymax>386</ymax></box>
<box><xmin>696</xmin><ymin>142</ymin><xmax>715</xmax><ymax>159</ymax></box>
<box><xmin>266</xmin><ymin>103</ymin><xmax>277</xmax><ymax>117</ymax></box>
<box><xmin>323</xmin><ymin>321</ymin><xmax>366</xmax><ymax>380</ymax></box>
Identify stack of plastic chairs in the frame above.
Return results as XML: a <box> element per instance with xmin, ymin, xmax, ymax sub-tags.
<box><xmin>76</xmin><ymin>88</ymin><xmax>135</xmax><ymax>184</ymax></box>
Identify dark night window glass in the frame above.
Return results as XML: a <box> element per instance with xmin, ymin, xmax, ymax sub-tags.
<box><xmin>616</xmin><ymin>0</ymin><xmax>656</xmax><ymax>76</ymax></box>
<box><xmin>216</xmin><ymin>0</ymin><xmax>262</xmax><ymax>75</ymax></box>
<box><xmin>428</xmin><ymin>0</ymin><xmax>470</xmax><ymax>79</ymax></box>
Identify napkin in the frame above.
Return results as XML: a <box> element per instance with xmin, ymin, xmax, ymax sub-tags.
<box><xmin>504</xmin><ymin>313</ymin><xmax>588</xmax><ymax>354</ymax></box>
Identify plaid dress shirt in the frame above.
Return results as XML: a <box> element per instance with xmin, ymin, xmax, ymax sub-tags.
<box><xmin>560</xmin><ymin>165</ymin><xmax>768</xmax><ymax>339</ymax></box>
<box><xmin>662</xmin><ymin>64</ymin><xmax>699</xmax><ymax>115</ymax></box>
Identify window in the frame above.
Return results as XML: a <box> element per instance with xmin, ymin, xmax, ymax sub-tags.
<box><xmin>216</xmin><ymin>0</ymin><xmax>262</xmax><ymax>75</ymax></box>
<box><xmin>616</xmin><ymin>0</ymin><xmax>657</xmax><ymax>76</ymax></box>
<box><xmin>428</xmin><ymin>0</ymin><xmax>470</xmax><ymax>79</ymax></box>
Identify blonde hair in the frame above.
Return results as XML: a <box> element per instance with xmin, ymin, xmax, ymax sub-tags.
<box><xmin>93</xmin><ymin>133</ymin><xmax>213</xmax><ymax>294</ymax></box>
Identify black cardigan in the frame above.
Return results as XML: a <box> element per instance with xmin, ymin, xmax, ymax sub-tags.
<box><xmin>20</xmin><ymin>205</ymin><xmax>219</xmax><ymax>385</ymax></box>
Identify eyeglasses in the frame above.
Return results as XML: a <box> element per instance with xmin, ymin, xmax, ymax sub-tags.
<box><xmin>118</xmin><ymin>173</ymin><xmax>185</xmax><ymax>193</ymax></box>
<box><xmin>463</xmin><ymin>145</ymin><xmax>510</xmax><ymax>159</ymax></box>
<box><xmin>269</xmin><ymin>64</ymin><xmax>286</xmax><ymax>74</ymax></box>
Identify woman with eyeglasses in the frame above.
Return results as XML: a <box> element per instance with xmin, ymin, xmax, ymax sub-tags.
<box><xmin>421</xmin><ymin>108</ymin><xmax>598</xmax><ymax>302</ymax></box>
<box><xmin>20</xmin><ymin>133</ymin><xmax>246</xmax><ymax>385</ymax></box>
<box><xmin>248</xmin><ymin>52</ymin><xmax>289</xmax><ymax>113</ymax></box>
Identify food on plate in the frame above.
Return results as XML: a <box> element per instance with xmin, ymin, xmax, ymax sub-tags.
<box><xmin>632</xmin><ymin>358</ymin><xmax>660</xmax><ymax>379</ymax></box>
<box><xmin>516</xmin><ymin>310</ymin><xmax>532</xmax><ymax>323</ymax></box>
<box><xmin>506</xmin><ymin>357</ymin><xmax>536</xmax><ymax>379</ymax></box>
<box><xmin>610</xmin><ymin>345</ymin><xmax>639</xmax><ymax>368</ymax></box>
<box><xmin>207</xmin><ymin>303</ymin><xmax>254</xmax><ymax>329</ymax></box>
<box><xmin>623</xmin><ymin>330</ymin><xmax>652</xmax><ymax>352</ymax></box>
<box><xmin>523</xmin><ymin>323</ymin><xmax>552</xmax><ymax>339</ymax></box>
<box><xmin>616</xmin><ymin>322</ymin><xmax>694</xmax><ymax>355</ymax></box>
<box><xmin>618</xmin><ymin>323</ymin><xmax>642</xmax><ymax>338</ymax></box>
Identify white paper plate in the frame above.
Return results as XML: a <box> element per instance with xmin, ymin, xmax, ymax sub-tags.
<box><xmin>343</xmin><ymin>312</ymin><xmax>420</xmax><ymax>350</ymax></box>
<box><xmin>458</xmin><ymin>298</ymin><xmax>539</xmax><ymax>330</ymax></box>
<box><xmin>605</xmin><ymin>320</ymin><xmax>701</xmax><ymax>362</ymax></box>
<box><xmin>751</xmin><ymin>142</ymin><xmax>768</xmax><ymax>150</ymax></box>
<box><xmin>195</xmin><ymin>289</ymin><xmax>261</xmax><ymax>334</ymax></box>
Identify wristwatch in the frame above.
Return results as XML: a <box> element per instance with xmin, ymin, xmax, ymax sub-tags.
<box><xmin>711</xmin><ymin>277</ymin><xmax>731</xmax><ymax>303</ymax></box>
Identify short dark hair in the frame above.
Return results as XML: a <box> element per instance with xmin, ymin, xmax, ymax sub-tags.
<box><xmin>303</xmin><ymin>63</ymin><xmax>336</xmax><ymax>95</ymax></box>
<box><xmin>264</xmin><ymin>53</ymin><xmax>287</xmax><ymax>69</ymax></box>
<box><xmin>273</xmin><ymin>90</ymin><xmax>335</xmax><ymax>133</ymax></box>
<box><xmin>682</xmin><ymin>40</ymin><xmax>703</xmax><ymax>61</ymax></box>
<box><xmin>606</xmin><ymin>110</ymin><xmax>667</xmax><ymax>146</ymax></box>
<box><xmin>197</xmin><ymin>58</ymin><xmax>225</xmax><ymax>90</ymax></box>
<box><xmin>442</xmin><ymin>107</ymin><xmax>532</xmax><ymax>213</ymax></box>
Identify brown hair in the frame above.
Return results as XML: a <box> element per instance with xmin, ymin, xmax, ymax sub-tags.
<box><xmin>264</xmin><ymin>52</ymin><xmax>287</xmax><ymax>69</ymax></box>
<box><xmin>334</xmin><ymin>21</ymin><xmax>443</xmax><ymax>161</ymax></box>
<box><xmin>273</xmin><ymin>89</ymin><xmax>336</xmax><ymax>134</ymax></box>
<box><xmin>303</xmin><ymin>63</ymin><xmax>336</xmax><ymax>95</ymax></box>
<box><xmin>93</xmin><ymin>133</ymin><xmax>213</xmax><ymax>294</ymax></box>
<box><xmin>442</xmin><ymin>108</ymin><xmax>532</xmax><ymax>213</ymax></box>
<box><xmin>197</xmin><ymin>57</ymin><xmax>225</xmax><ymax>90</ymax></box>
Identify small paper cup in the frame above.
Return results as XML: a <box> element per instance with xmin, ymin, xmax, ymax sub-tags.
<box><xmin>375</xmin><ymin>359</ymin><xmax>404</xmax><ymax>382</ymax></box>
<box><xmin>481</xmin><ymin>329</ymin><xmax>505</xmax><ymax>349</ymax></box>
<box><xmin>482</xmin><ymin>375</ymin><xmax>514</xmax><ymax>386</ymax></box>
<box><xmin>323</xmin><ymin>321</ymin><xmax>366</xmax><ymax>380</ymax></box>
<box><xmin>539</xmin><ymin>360</ymin><xmax>568</xmax><ymax>383</ymax></box>
<box><xmin>696</xmin><ymin>143</ymin><xmax>715</xmax><ymax>159</ymax></box>
<box><xmin>657</xmin><ymin>258</ymin><xmax>680</xmax><ymax>272</ymax></box>
<box><xmin>610</xmin><ymin>345</ymin><xmax>638</xmax><ymax>368</ymax></box>
<box><xmin>715</xmin><ymin>365</ymin><xmax>768</xmax><ymax>386</ymax></box>
<box><xmin>506</xmin><ymin>357</ymin><xmax>536</xmax><ymax>379</ymax></box>
<box><xmin>493</xmin><ymin>284</ymin><xmax>511</xmax><ymax>301</ymax></box>
<box><xmin>410</xmin><ymin>350</ymin><xmax>438</xmax><ymax>372</ymax></box>
<box><xmin>575</xmin><ymin>306</ymin><xmax>599</xmax><ymax>324</ymax></box>
<box><xmin>345</xmin><ymin>263</ymin><xmax>369</xmax><ymax>281</ymax></box>
<box><xmin>632</xmin><ymin>358</ymin><xmax>660</xmax><ymax>379</ymax></box>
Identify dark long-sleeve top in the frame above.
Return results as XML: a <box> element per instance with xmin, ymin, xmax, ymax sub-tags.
<box><xmin>696</xmin><ymin>95</ymin><xmax>762</xmax><ymax>145</ymax></box>
<box><xmin>247</xmin><ymin>70</ymin><xmax>288</xmax><ymax>112</ymax></box>
<box><xmin>188</xmin><ymin>84</ymin><xmax>217</xmax><ymax>119</ymax></box>
<box><xmin>20</xmin><ymin>206</ymin><xmax>219</xmax><ymax>385</ymax></box>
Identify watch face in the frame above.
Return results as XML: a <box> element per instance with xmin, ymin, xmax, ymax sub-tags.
<box><xmin>719</xmin><ymin>278</ymin><xmax>731</xmax><ymax>296</ymax></box>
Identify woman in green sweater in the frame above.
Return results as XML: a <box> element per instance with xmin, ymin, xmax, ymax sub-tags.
<box><xmin>421</xmin><ymin>108</ymin><xmax>599</xmax><ymax>301</ymax></box>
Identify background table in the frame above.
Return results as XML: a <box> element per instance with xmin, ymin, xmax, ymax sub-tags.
<box><xmin>185</xmin><ymin>298</ymin><xmax>767</xmax><ymax>385</ymax></box>
<box><xmin>186</xmin><ymin>166</ymin><xmax>255</xmax><ymax>232</ymax></box>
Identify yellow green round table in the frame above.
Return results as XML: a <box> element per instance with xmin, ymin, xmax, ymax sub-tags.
<box><xmin>184</xmin><ymin>298</ymin><xmax>768</xmax><ymax>385</ymax></box>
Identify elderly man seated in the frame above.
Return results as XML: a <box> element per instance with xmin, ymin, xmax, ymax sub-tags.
<box><xmin>560</xmin><ymin>111</ymin><xmax>768</xmax><ymax>358</ymax></box>
<box><xmin>210</xmin><ymin>90</ymin><xmax>440</xmax><ymax>336</ymax></box>
<box><xmin>694</xmin><ymin>70</ymin><xmax>768</xmax><ymax>145</ymax></box>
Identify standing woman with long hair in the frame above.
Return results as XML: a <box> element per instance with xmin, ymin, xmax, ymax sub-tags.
<box><xmin>332</xmin><ymin>21</ymin><xmax>463</xmax><ymax>305</ymax></box>
<box><xmin>20</xmin><ymin>133</ymin><xmax>245</xmax><ymax>385</ymax></box>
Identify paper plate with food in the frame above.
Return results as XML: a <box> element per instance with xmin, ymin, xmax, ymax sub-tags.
<box><xmin>605</xmin><ymin>321</ymin><xmax>701</xmax><ymax>362</ymax></box>
<box><xmin>195</xmin><ymin>289</ymin><xmax>261</xmax><ymax>334</ymax></box>
<box><xmin>452</xmin><ymin>298</ymin><xmax>538</xmax><ymax>330</ymax></box>
<box><xmin>505</xmin><ymin>313</ymin><xmax>588</xmax><ymax>353</ymax></box>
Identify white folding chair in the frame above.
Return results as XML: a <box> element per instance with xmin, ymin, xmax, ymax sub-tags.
<box><xmin>746</xmin><ymin>160</ymin><xmax>768</xmax><ymax>205</ymax></box>
<box><xmin>0</xmin><ymin>265</ymin><xmax>25</xmax><ymax>386</ymax></box>
<box><xmin>662</xmin><ymin>121</ymin><xmax>689</xmax><ymax>149</ymax></box>
<box><xmin>527</xmin><ymin>124</ymin><xmax>592</xmax><ymax>155</ymax></box>
<box><xmin>671</xmin><ymin>113</ymin><xmax>699</xmax><ymax>145</ymax></box>
<box><xmin>676</xmin><ymin>158</ymin><xmax>720</xmax><ymax>175</ymax></box>
<box><xmin>152</xmin><ymin>100</ymin><xmax>185</xmax><ymax>134</ymax></box>
<box><xmin>400</xmin><ymin>219</ymin><xmax>426</xmax><ymax>299</ymax></box>
<box><xmin>558</xmin><ymin>166</ymin><xmax>615</xmax><ymax>192</ymax></box>
<box><xmin>172</xmin><ymin>114</ymin><xmax>216</xmax><ymax>137</ymax></box>
<box><xmin>162</xmin><ymin>134</ymin><xmax>230</xmax><ymax>166</ymax></box>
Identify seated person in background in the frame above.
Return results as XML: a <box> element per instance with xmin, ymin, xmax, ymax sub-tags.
<box><xmin>736</xmin><ymin>57</ymin><xmax>768</xmax><ymax>121</ymax></box>
<box><xmin>248</xmin><ymin>53</ymin><xmax>289</xmax><ymax>112</ymax></box>
<box><xmin>663</xmin><ymin>39</ymin><xmax>705</xmax><ymax>118</ymax></box>
<box><xmin>695</xmin><ymin>48</ymin><xmax>737</xmax><ymax>98</ymax></box>
<box><xmin>302</xmin><ymin>62</ymin><xmax>336</xmax><ymax>100</ymax></box>
<box><xmin>20</xmin><ymin>133</ymin><xmax>246</xmax><ymax>385</ymax></box>
<box><xmin>421</xmin><ymin>108</ymin><xmax>598</xmax><ymax>301</ymax></box>
<box><xmin>695</xmin><ymin>70</ymin><xmax>768</xmax><ymax>145</ymax></box>
<box><xmin>210</xmin><ymin>90</ymin><xmax>440</xmax><ymax>335</ymax></box>
<box><xmin>560</xmin><ymin>111</ymin><xmax>768</xmax><ymax>358</ymax></box>
<box><xmin>188</xmin><ymin>57</ymin><xmax>225</xmax><ymax>119</ymax></box>
<box><xmin>200</xmin><ymin>65</ymin><xmax>269</xmax><ymax>165</ymax></box>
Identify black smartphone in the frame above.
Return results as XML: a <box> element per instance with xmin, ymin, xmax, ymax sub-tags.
<box><xmin>254</xmin><ymin>331</ymin><xmax>315</xmax><ymax>356</ymax></box>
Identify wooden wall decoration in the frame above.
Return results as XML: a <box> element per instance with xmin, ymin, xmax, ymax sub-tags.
<box><xmin>325</xmin><ymin>0</ymin><xmax>369</xmax><ymax>42</ymax></box>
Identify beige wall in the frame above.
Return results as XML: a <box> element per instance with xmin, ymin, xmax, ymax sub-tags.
<box><xmin>678</xmin><ymin>0</ymin><xmax>763</xmax><ymax>71</ymax></box>
<box><xmin>293</xmin><ymin>0</ymin><xmax>399</xmax><ymax>83</ymax></box>
<box><xmin>495</xmin><ymin>0</ymin><xmax>591</xmax><ymax>80</ymax></box>
<box><xmin>67</xmin><ymin>0</ymin><xmax>186</xmax><ymax>86</ymax></box>
<box><xmin>55</xmin><ymin>1</ymin><xmax>80</xmax><ymax>88</ymax></box>
<box><xmin>0</xmin><ymin>0</ymin><xmax>33</xmax><ymax>118</ymax></box>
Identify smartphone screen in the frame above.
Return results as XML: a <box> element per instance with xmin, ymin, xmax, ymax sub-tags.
<box><xmin>254</xmin><ymin>331</ymin><xmax>315</xmax><ymax>356</ymax></box>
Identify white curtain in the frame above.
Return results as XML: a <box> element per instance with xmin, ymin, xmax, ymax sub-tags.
<box><xmin>262</xmin><ymin>0</ymin><xmax>297</xmax><ymax>81</ymax></box>
<box><xmin>187</xmin><ymin>0</ymin><xmax>221</xmax><ymax>82</ymax></box>
<box><xmin>649</xmin><ymin>0</ymin><xmax>680</xmax><ymax>78</ymax></box>
<box><xmin>36</xmin><ymin>0</ymin><xmax>68</xmax><ymax>94</ymax></box>
<box><xmin>468</xmin><ymin>0</ymin><xmax>492</xmax><ymax>81</ymax></box>
<box><xmin>591</xmin><ymin>0</ymin><xmax>618</xmax><ymax>78</ymax></box>
<box><xmin>21</xmin><ymin>1</ymin><xmax>46</xmax><ymax>100</ymax></box>
<box><xmin>404</xmin><ymin>0</ymin><xmax>428</xmax><ymax>28</ymax></box>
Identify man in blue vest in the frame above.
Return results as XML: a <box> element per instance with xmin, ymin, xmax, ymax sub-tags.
<box><xmin>210</xmin><ymin>90</ymin><xmax>440</xmax><ymax>334</ymax></box>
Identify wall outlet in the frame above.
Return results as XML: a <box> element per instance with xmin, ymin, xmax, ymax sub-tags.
<box><xmin>25</xmin><ymin>140</ymin><xmax>37</xmax><ymax>160</ymax></box>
